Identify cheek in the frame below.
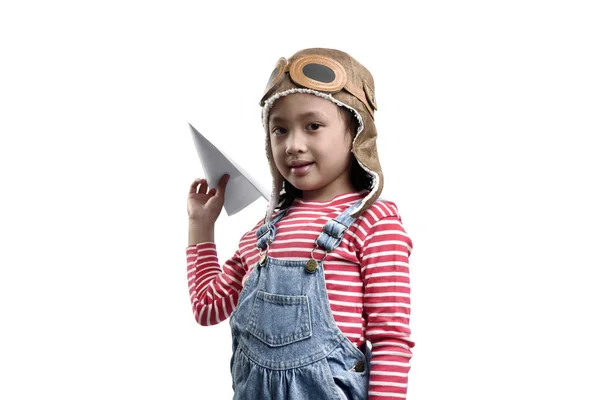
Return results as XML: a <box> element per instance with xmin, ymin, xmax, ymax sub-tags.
<box><xmin>270</xmin><ymin>141</ymin><xmax>285</xmax><ymax>164</ymax></box>
<box><xmin>344</xmin><ymin>132</ymin><xmax>354</xmax><ymax>149</ymax></box>
<box><xmin>327</xmin><ymin>133</ymin><xmax>353</xmax><ymax>155</ymax></box>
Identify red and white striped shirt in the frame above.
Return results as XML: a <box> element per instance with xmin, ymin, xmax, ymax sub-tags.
<box><xmin>187</xmin><ymin>192</ymin><xmax>414</xmax><ymax>399</ymax></box>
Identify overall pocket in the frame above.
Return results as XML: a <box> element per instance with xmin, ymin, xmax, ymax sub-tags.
<box><xmin>246</xmin><ymin>290</ymin><xmax>312</xmax><ymax>347</ymax></box>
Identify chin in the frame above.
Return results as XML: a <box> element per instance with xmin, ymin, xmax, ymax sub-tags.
<box><xmin>286</xmin><ymin>177</ymin><xmax>319</xmax><ymax>192</ymax></box>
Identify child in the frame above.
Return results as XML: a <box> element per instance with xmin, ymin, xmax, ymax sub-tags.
<box><xmin>187</xmin><ymin>48</ymin><xmax>414</xmax><ymax>399</ymax></box>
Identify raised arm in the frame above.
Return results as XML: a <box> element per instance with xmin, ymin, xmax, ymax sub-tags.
<box><xmin>186</xmin><ymin>174</ymin><xmax>246</xmax><ymax>325</ymax></box>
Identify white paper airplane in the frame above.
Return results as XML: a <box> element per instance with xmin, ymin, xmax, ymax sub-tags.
<box><xmin>189</xmin><ymin>123</ymin><xmax>270</xmax><ymax>216</ymax></box>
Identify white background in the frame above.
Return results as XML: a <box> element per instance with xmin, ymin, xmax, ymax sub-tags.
<box><xmin>1</xmin><ymin>1</ymin><xmax>599</xmax><ymax>399</ymax></box>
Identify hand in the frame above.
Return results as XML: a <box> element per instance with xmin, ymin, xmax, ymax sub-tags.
<box><xmin>187</xmin><ymin>174</ymin><xmax>230</xmax><ymax>225</ymax></box>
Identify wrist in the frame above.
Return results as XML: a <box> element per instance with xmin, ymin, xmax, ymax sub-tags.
<box><xmin>188</xmin><ymin>217</ymin><xmax>214</xmax><ymax>228</ymax></box>
<box><xmin>188</xmin><ymin>219</ymin><xmax>215</xmax><ymax>246</ymax></box>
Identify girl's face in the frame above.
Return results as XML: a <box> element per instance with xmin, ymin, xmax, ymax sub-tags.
<box><xmin>269</xmin><ymin>93</ymin><xmax>355</xmax><ymax>201</ymax></box>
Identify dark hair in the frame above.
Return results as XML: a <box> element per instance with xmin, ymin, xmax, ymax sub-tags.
<box><xmin>277</xmin><ymin>106</ymin><xmax>373</xmax><ymax>210</ymax></box>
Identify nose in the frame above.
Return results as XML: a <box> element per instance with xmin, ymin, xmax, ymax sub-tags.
<box><xmin>285</xmin><ymin>129</ymin><xmax>307</xmax><ymax>155</ymax></box>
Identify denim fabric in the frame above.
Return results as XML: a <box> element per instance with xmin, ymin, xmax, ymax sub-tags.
<box><xmin>229</xmin><ymin>200</ymin><xmax>370</xmax><ymax>399</ymax></box>
<box><xmin>314</xmin><ymin>200</ymin><xmax>362</xmax><ymax>252</ymax></box>
<box><xmin>256</xmin><ymin>208</ymin><xmax>289</xmax><ymax>251</ymax></box>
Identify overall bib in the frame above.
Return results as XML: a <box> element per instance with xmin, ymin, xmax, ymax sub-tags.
<box><xmin>229</xmin><ymin>200</ymin><xmax>371</xmax><ymax>399</ymax></box>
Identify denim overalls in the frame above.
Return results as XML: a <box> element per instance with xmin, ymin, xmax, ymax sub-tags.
<box><xmin>229</xmin><ymin>200</ymin><xmax>371</xmax><ymax>399</ymax></box>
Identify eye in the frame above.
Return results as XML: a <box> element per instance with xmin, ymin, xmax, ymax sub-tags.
<box><xmin>271</xmin><ymin>127</ymin><xmax>286</xmax><ymax>136</ymax></box>
<box><xmin>307</xmin><ymin>123</ymin><xmax>321</xmax><ymax>131</ymax></box>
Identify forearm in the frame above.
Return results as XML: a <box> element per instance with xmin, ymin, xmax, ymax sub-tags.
<box><xmin>188</xmin><ymin>220</ymin><xmax>215</xmax><ymax>246</ymax></box>
<box><xmin>368</xmin><ymin>338</ymin><xmax>413</xmax><ymax>399</ymax></box>
<box><xmin>359</xmin><ymin>215</ymin><xmax>415</xmax><ymax>398</ymax></box>
<box><xmin>187</xmin><ymin>243</ymin><xmax>245</xmax><ymax>325</ymax></box>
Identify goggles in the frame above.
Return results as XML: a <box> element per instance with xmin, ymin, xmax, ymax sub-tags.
<box><xmin>259</xmin><ymin>54</ymin><xmax>377</xmax><ymax>119</ymax></box>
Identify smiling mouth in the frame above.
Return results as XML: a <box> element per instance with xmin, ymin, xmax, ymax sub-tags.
<box><xmin>289</xmin><ymin>162</ymin><xmax>314</xmax><ymax>176</ymax></box>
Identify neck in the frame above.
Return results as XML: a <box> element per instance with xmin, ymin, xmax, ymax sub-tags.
<box><xmin>301</xmin><ymin>181</ymin><xmax>355</xmax><ymax>202</ymax></box>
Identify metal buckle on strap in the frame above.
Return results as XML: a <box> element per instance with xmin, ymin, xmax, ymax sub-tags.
<box><xmin>306</xmin><ymin>241</ymin><xmax>329</xmax><ymax>273</ymax></box>
<box><xmin>258</xmin><ymin>243</ymin><xmax>269</xmax><ymax>267</ymax></box>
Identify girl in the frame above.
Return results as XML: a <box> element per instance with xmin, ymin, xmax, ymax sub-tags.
<box><xmin>187</xmin><ymin>48</ymin><xmax>414</xmax><ymax>399</ymax></box>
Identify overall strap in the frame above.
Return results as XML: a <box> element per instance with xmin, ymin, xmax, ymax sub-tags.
<box><xmin>256</xmin><ymin>207</ymin><xmax>289</xmax><ymax>250</ymax></box>
<box><xmin>314</xmin><ymin>200</ymin><xmax>363</xmax><ymax>253</ymax></box>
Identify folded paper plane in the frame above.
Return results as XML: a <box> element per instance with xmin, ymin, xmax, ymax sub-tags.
<box><xmin>189</xmin><ymin>123</ymin><xmax>269</xmax><ymax>216</ymax></box>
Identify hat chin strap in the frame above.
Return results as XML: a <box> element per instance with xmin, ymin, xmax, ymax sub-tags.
<box><xmin>264</xmin><ymin>174</ymin><xmax>283</xmax><ymax>223</ymax></box>
<box><xmin>262</xmin><ymin>87</ymin><xmax>379</xmax><ymax>221</ymax></box>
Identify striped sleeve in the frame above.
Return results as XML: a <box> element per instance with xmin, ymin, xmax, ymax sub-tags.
<box><xmin>186</xmin><ymin>242</ymin><xmax>248</xmax><ymax>326</ymax></box>
<box><xmin>359</xmin><ymin>216</ymin><xmax>414</xmax><ymax>399</ymax></box>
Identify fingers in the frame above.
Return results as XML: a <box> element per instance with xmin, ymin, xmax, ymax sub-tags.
<box><xmin>219</xmin><ymin>174</ymin><xmax>230</xmax><ymax>189</ymax></box>
<box><xmin>216</xmin><ymin>174</ymin><xmax>230</xmax><ymax>198</ymax></box>
<box><xmin>189</xmin><ymin>174</ymin><xmax>229</xmax><ymax>196</ymax></box>
<box><xmin>189</xmin><ymin>178</ymin><xmax>208</xmax><ymax>194</ymax></box>
<box><xmin>189</xmin><ymin>178</ymin><xmax>202</xmax><ymax>194</ymax></box>
<box><xmin>199</xmin><ymin>179</ymin><xmax>208</xmax><ymax>194</ymax></box>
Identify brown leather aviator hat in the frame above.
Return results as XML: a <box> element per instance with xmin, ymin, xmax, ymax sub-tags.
<box><xmin>260</xmin><ymin>48</ymin><xmax>382</xmax><ymax>222</ymax></box>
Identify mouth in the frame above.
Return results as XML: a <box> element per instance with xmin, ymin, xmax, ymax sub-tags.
<box><xmin>288</xmin><ymin>161</ymin><xmax>314</xmax><ymax>176</ymax></box>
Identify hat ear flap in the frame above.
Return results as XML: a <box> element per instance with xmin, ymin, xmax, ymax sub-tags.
<box><xmin>363</xmin><ymin>79</ymin><xmax>378</xmax><ymax>112</ymax></box>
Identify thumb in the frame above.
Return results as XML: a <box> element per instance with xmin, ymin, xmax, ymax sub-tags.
<box><xmin>216</xmin><ymin>174</ymin><xmax>230</xmax><ymax>199</ymax></box>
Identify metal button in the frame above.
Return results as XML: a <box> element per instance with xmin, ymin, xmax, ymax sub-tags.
<box><xmin>353</xmin><ymin>361</ymin><xmax>364</xmax><ymax>373</ymax></box>
<box><xmin>305</xmin><ymin>259</ymin><xmax>318</xmax><ymax>273</ymax></box>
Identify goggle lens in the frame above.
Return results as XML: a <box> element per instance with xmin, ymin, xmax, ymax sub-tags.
<box><xmin>302</xmin><ymin>63</ymin><xmax>336</xmax><ymax>84</ymax></box>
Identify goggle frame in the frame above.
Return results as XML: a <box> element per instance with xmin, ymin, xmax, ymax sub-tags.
<box><xmin>260</xmin><ymin>54</ymin><xmax>376</xmax><ymax>119</ymax></box>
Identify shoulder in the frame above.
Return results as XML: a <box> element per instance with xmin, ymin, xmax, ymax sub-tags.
<box><xmin>354</xmin><ymin>197</ymin><xmax>403</xmax><ymax>229</ymax></box>
<box><xmin>351</xmin><ymin>198</ymin><xmax>412</xmax><ymax>250</ymax></box>
<box><xmin>239</xmin><ymin>206</ymin><xmax>288</xmax><ymax>240</ymax></box>
<box><xmin>234</xmin><ymin>216</ymin><xmax>266</xmax><ymax>249</ymax></box>
<box><xmin>363</xmin><ymin>197</ymin><xmax>401</xmax><ymax>221</ymax></box>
